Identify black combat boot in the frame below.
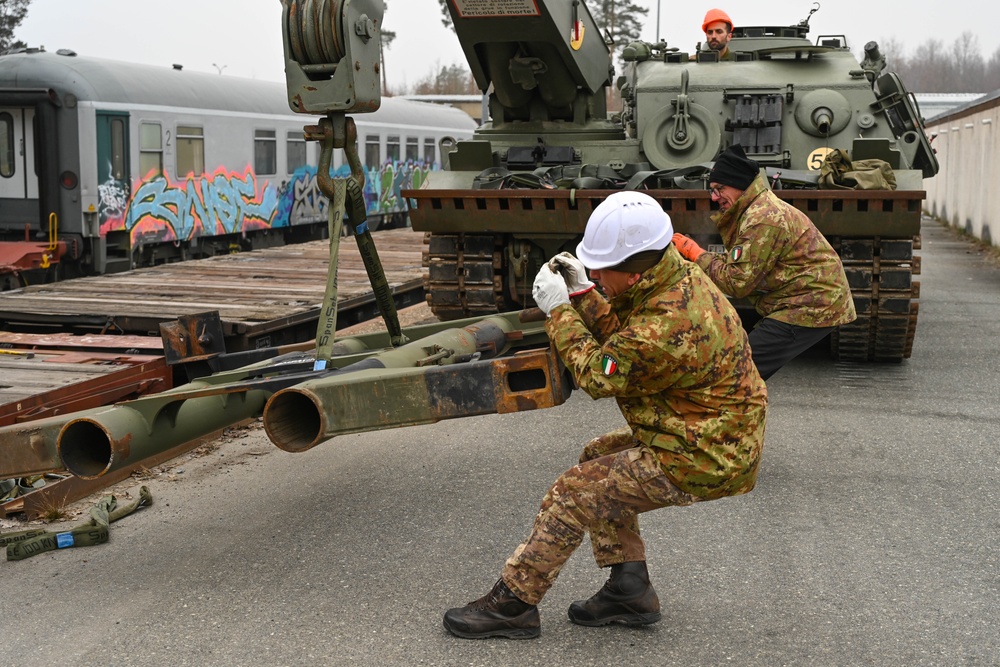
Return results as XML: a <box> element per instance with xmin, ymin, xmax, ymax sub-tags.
<box><xmin>443</xmin><ymin>578</ymin><xmax>541</xmax><ymax>639</ymax></box>
<box><xmin>567</xmin><ymin>561</ymin><xmax>661</xmax><ymax>627</ymax></box>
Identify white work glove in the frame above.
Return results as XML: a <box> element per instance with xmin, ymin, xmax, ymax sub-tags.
<box><xmin>548</xmin><ymin>252</ymin><xmax>595</xmax><ymax>297</ymax></box>
<box><xmin>532</xmin><ymin>264</ymin><xmax>571</xmax><ymax>316</ymax></box>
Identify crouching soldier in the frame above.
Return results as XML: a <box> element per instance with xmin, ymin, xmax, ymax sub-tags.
<box><xmin>443</xmin><ymin>191</ymin><xmax>768</xmax><ymax>639</ymax></box>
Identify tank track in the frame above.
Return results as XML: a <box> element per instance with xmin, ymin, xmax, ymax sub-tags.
<box><xmin>831</xmin><ymin>235</ymin><xmax>920</xmax><ymax>361</ymax></box>
<box><xmin>422</xmin><ymin>232</ymin><xmax>506</xmax><ymax>320</ymax></box>
<box><xmin>422</xmin><ymin>230</ymin><xmax>921</xmax><ymax>361</ymax></box>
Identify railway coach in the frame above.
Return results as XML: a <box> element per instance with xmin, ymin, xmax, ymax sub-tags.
<box><xmin>0</xmin><ymin>48</ymin><xmax>477</xmax><ymax>289</ymax></box>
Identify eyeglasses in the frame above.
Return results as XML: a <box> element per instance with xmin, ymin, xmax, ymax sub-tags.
<box><xmin>708</xmin><ymin>185</ymin><xmax>725</xmax><ymax>198</ymax></box>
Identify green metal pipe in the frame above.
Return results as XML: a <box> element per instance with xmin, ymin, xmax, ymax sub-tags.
<box><xmin>0</xmin><ymin>408</ymin><xmax>108</xmax><ymax>478</ymax></box>
<box><xmin>264</xmin><ymin>315</ymin><xmax>570</xmax><ymax>452</ymax></box>
<box><xmin>5</xmin><ymin>312</ymin><xmax>548</xmax><ymax>479</ymax></box>
<box><xmin>58</xmin><ymin>383</ymin><xmax>270</xmax><ymax>480</ymax></box>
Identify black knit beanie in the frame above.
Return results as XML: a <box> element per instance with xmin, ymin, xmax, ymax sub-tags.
<box><xmin>709</xmin><ymin>144</ymin><xmax>759</xmax><ymax>190</ymax></box>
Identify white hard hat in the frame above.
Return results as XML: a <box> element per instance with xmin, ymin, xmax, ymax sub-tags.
<box><xmin>576</xmin><ymin>192</ymin><xmax>673</xmax><ymax>270</ymax></box>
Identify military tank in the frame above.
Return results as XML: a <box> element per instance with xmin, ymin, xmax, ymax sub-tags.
<box><xmin>403</xmin><ymin>0</ymin><xmax>938</xmax><ymax>362</ymax></box>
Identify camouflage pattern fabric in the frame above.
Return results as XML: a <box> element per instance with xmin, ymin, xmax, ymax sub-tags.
<box><xmin>546</xmin><ymin>244</ymin><xmax>767</xmax><ymax>501</ymax></box>
<box><xmin>695</xmin><ymin>173</ymin><xmax>857</xmax><ymax>329</ymax></box>
<box><xmin>501</xmin><ymin>252</ymin><xmax>767</xmax><ymax>604</ymax></box>
<box><xmin>502</xmin><ymin>443</ymin><xmax>698</xmax><ymax>605</ymax></box>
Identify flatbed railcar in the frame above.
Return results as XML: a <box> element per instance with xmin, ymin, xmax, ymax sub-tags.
<box><xmin>0</xmin><ymin>48</ymin><xmax>477</xmax><ymax>289</ymax></box>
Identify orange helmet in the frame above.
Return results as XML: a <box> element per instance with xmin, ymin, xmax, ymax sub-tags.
<box><xmin>702</xmin><ymin>8</ymin><xmax>733</xmax><ymax>33</ymax></box>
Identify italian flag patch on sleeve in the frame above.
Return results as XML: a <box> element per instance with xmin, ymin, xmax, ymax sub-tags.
<box><xmin>602</xmin><ymin>354</ymin><xmax>619</xmax><ymax>376</ymax></box>
<box><xmin>730</xmin><ymin>246</ymin><xmax>744</xmax><ymax>262</ymax></box>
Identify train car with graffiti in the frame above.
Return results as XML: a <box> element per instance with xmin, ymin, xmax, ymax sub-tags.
<box><xmin>0</xmin><ymin>48</ymin><xmax>478</xmax><ymax>289</ymax></box>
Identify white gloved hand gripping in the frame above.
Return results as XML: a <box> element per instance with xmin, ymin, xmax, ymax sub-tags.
<box><xmin>532</xmin><ymin>264</ymin><xmax>571</xmax><ymax>316</ymax></box>
<box><xmin>548</xmin><ymin>252</ymin><xmax>595</xmax><ymax>297</ymax></box>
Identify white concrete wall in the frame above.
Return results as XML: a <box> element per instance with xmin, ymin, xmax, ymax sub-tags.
<box><xmin>924</xmin><ymin>103</ymin><xmax>1000</xmax><ymax>246</ymax></box>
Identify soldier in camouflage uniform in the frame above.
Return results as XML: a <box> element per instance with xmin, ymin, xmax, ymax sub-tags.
<box><xmin>673</xmin><ymin>144</ymin><xmax>857</xmax><ymax>379</ymax></box>
<box><xmin>443</xmin><ymin>191</ymin><xmax>767</xmax><ymax>640</ymax></box>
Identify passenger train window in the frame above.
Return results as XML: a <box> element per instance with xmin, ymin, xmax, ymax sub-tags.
<box><xmin>0</xmin><ymin>112</ymin><xmax>13</xmax><ymax>178</ymax></box>
<box><xmin>111</xmin><ymin>117</ymin><xmax>126</xmax><ymax>180</ymax></box>
<box><xmin>139</xmin><ymin>122</ymin><xmax>163</xmax><ymax>178</ymax></box>
<box><xmin>176</xmin><ymin>125</ymin><xmax>205</xmax><ymax>177</ymax></box>
<box><xmin>424</xmin><ymin>137</ymin><xmax>436</xmax><ymax>165</ymax></box>
<box><xmin>254</xmin><ymin>129</ymin><xmax>277</xmax><ymax>175</ymax></box>
<box><xmin>387</xmin><ymin>135</ymin><xmax>400</xmax><ymax>163</ymax></box>
<box><xmin>406</xmin><ymin>137</ymin><xmax>419</xmax><ymax>163</ymax></box>
<box><xmin>287</xmin><ymin>131</ymin><xmax>306</xmax><ymax>172</ymax></box>
<box><xmin>365</xmin><ymin>134</ymin><xmax>380</xmax><ymax>169</ymax></box>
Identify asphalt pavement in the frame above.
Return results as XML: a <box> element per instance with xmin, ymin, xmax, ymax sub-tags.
<box><xmin>1</xmin><ymin>217</ymin><xmax>997</xmax><ymax>667</ymax></box>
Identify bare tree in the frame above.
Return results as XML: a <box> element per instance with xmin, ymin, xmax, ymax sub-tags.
<box><xmin>952</xmin><ymin>31</ymin><xmax>985</xmax><ymax>92</ymax></box>
<box><xmin>877</xmin><ymin>37</ymin><xmax>908</xmax><ymax>73</ymax></box>
<box><xmin>380</xmin><ymin>28</ymin><xmax>396</xmax><ymax>95</ymax></box>
<box><xmin>909</xmin><ymin>38</ymin><xmax>948</xmax><ymax>92</ymax></box>
<box><xmin>986</xmin><ymin>46</ymin><xmax>1000</xmax><ymax>91</ymax></box>
<box><xmin>412</xmin><ymin>62</ymin><xmax>478</xmax><ymax>95</ymax></box>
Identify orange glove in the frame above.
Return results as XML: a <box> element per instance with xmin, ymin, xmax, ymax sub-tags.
<box><xmin>672</xmin><ymin>232</ymin><xmax>705</xmax><ymax>261</ymax></box>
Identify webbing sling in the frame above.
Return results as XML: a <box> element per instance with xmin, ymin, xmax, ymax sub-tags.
<box><xmin>1</xmin><ymin>486</ymin><xmax>153</xmax><ymax>561</ymax></box>
<box><xmin>472</xmin><ymin>163</ymin><xmax>714</xmax><ymax>191</ymax></box>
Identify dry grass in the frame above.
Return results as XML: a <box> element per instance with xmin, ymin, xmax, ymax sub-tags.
<box><xmin>37</xmin><ymin>498</ymin><xmax>69</xmax><ymax>523</ymax></box>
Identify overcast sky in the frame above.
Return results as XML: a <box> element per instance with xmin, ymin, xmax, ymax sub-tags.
<box><xmin>14</xmin><ymin>1</ymin><xmax>1000</xmax><ymax>92</ymax></box>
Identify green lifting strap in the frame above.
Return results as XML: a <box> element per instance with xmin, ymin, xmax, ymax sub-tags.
<box><xmin>623</xmin><ymin>164</ymin><xmax>713</xmax><ymax>190</ymax></box>
<box><xmin>1</xmin><ymin>486</ymin><xmax>153</xmax><ymax>561</ymax></box>
<box><xmin>472</xmin><ymin>162</ymin><xmax>714</xmax><ymax>191</ymax></box>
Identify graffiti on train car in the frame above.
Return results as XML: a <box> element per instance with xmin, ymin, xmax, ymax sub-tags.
<box><xmin>99</xmin><ymin>160</ymin><xmax>436</xmax><ymax>245</ymax></box>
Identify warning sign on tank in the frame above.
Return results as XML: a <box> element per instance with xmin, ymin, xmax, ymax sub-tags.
<box><xmin>452</xmin><ymin>0</ymin><xmax>541</xmax><ymax>18</ymax></box>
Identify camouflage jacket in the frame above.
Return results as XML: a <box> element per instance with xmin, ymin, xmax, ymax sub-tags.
<box><xmin>545</xmin><ymin>244</ymin><xmax>767</xmax><ymax>500</ymax></box>
<box><xmin>695</xmin><ymin>174</ymin><xmax>857</xmax><ymax>328</ymax></box>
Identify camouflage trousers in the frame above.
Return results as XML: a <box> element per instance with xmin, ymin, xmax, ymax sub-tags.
<box><xmin>502</xmin><ymin>427</ymin><xmax>698</xmax><ymax>606</ymax></box>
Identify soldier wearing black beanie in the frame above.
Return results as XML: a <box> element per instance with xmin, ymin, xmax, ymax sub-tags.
<box><xmin>708</xmin><ymin>144</ymin><xmax>759</xmax><ymax>190</ymax></box>
<box><xmin>672</xmin><ymin>143</ymin><xmax>857</xmax><ymax>380</ymax></box>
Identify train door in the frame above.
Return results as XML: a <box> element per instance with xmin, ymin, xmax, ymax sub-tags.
<box><xmin>0</xmin><ymin>106</ymin><xmax>38</xmax><ymax>200</ymax></box>
<box><xmin>95</xmin><ymin>111</ymin><xmax>130</xmax><ymax>225</ymax></box>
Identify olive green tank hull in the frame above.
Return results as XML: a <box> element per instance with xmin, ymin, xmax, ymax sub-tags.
<box><xmin>407</xmin><ymin>0</ymin><xmax>938</xmax><ymax>363</ymax></box>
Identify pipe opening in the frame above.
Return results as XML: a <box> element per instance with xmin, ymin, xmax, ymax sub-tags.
<box><xmin>59</xmin><ymin>420</ymin><xmax>113</xmax><ymax>478</ymax></box>
<box><xmin>264</xmin><ymin>390</ymin><xmax>323</xmax><ymax>452</ymax></box>
<box><xmin>507</xmin><ymin>367</ymin><xmax>547</xmax><ymax>392</ymax></box>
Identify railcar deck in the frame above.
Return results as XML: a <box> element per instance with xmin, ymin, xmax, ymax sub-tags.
<box><xmin>0</xmin><ymin>228</ymin><xmax>428</xmax><ymax>351</ymax></box>
<box><xmin>0</xmin><ymin>228</ymin><xmax>432</xmax><ymax>516</ymax></box>
<box><xmin>0</xmin><ymin>332</ymin><xmax>169</xmax><ymax>427</ymax></box>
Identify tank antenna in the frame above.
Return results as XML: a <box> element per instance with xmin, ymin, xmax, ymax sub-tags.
<box><xmin>801</xmin><ymin>2</ymin><xmax>821</xmax><ymax>29</ymax></box>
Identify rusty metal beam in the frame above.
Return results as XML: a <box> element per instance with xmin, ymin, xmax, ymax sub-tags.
<box><xmin>1</xmin><ymin>420</ymin><xmax>251</xmax><ymax>520</ymax></box>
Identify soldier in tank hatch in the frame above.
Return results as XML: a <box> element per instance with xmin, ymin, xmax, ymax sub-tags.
<box><xmin>672</xmin><ymin>144</ymin><xmax>857</xmax><ymax>380</ymax></box>
<box><xmin>443</xmin><ymin>191</ymin><xmax>768</xmax><ymax>640</ymax></box>
<box><xmin>702</xmin><ymin>8</ymin><xmax>736</xmax><ymax>60</ymax></box>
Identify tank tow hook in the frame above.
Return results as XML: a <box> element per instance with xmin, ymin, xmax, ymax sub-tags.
<box><xmin>669</xmin><ymin>70</ymin><xmax>694</xmax><ymax>152</ymax></box>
